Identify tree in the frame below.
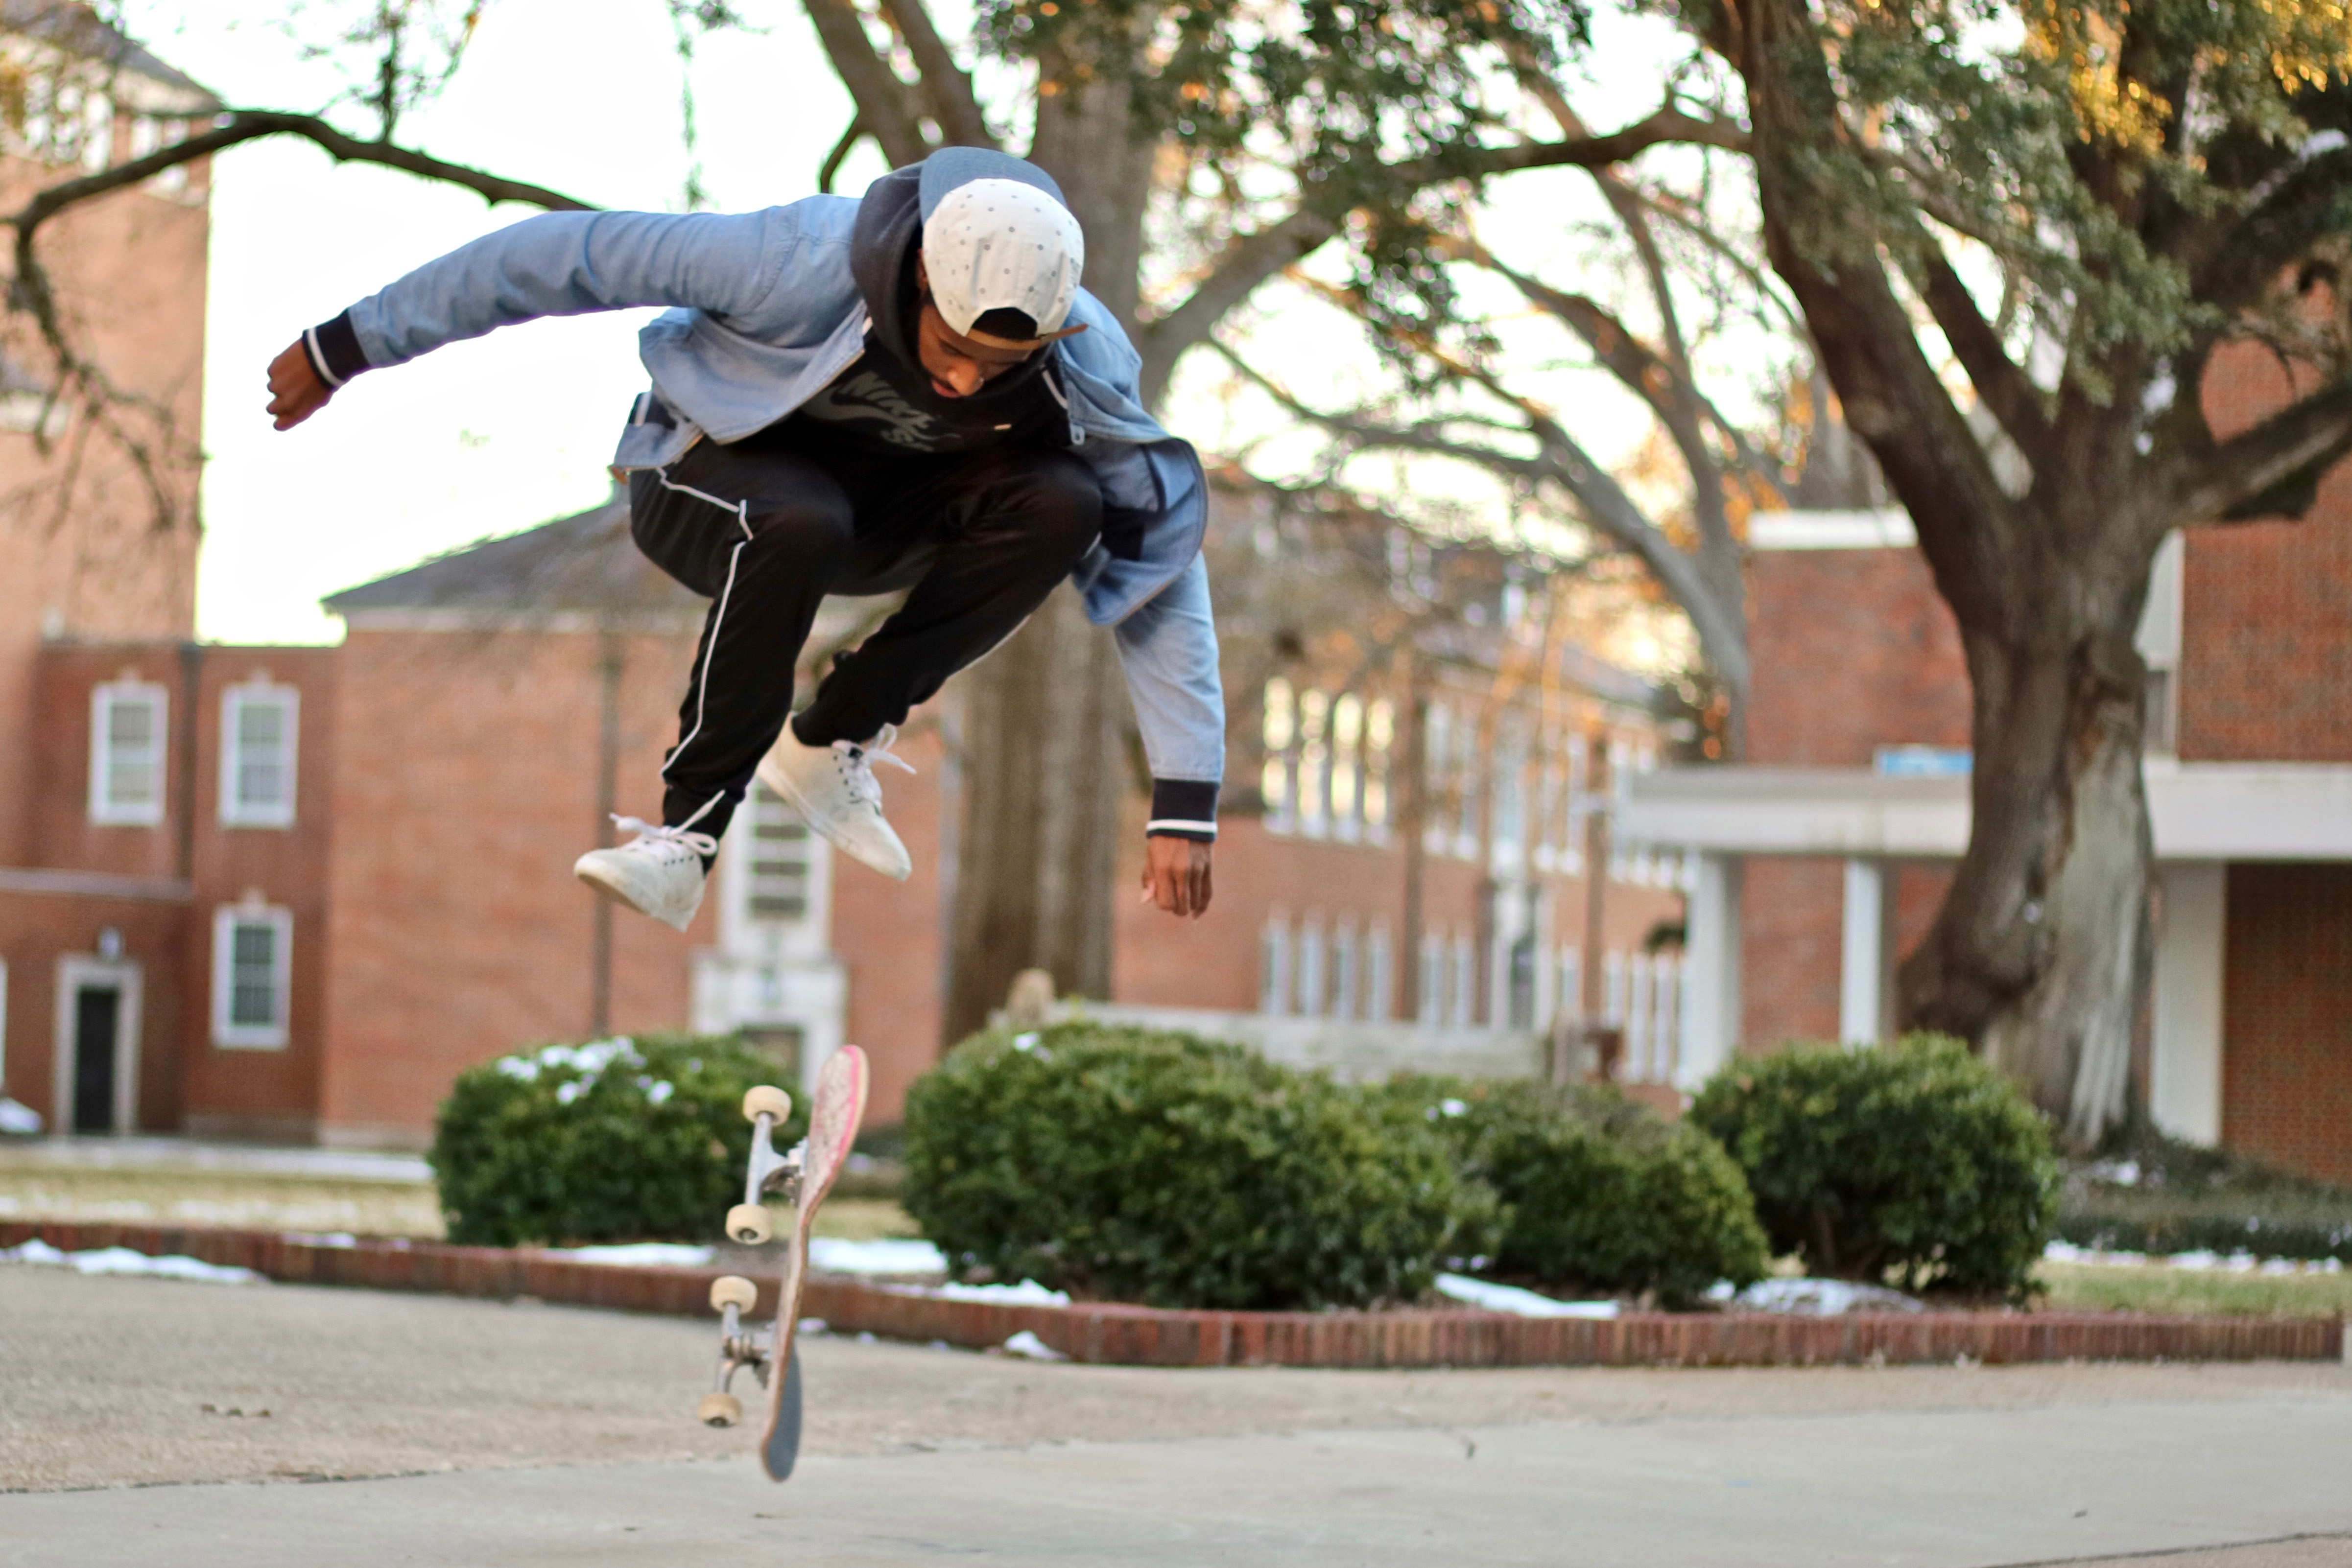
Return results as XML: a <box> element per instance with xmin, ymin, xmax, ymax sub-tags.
<box><xmin>1639</xmin><ymin>0</ymin><xmax>2352</xmax><ymax>1147</ymax></box>
<box><xmin>793</xmin><ymin>0</ymin><xmax>1745</xmax><ymax>1038</ymax></box>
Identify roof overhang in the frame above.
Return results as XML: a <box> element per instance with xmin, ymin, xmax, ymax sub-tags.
<box><xmin>1620</xmin><ymin>761</ymin><xmax>2352</xmax><ymax>862</ymax></box>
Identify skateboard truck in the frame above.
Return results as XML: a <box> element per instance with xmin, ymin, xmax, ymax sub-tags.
<box><xmin>699</xmin><ymin>1274</ymin><xmax>770</xmax><ymax>1426</ymax></box>
<box><xmin>724</xmin><ymin>1085</ymin><xmax>803</xmax><ymax>1246</ymax></box>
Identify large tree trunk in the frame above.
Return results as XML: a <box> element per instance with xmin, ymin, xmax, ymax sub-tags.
<box><xmin>1896</xmin><ymin>571</ymin><xmax>2157</xmax><ymax>1150</ymax></box>
<box><xmin>943</xmin><ymin>585</ymin><xmax>1126</xmax><ymax>1040</ymax></box>
<box><xmin>937</xmin><ymin>59</ymin><xmax>1163</xmax><ymax>1045</ymax></box>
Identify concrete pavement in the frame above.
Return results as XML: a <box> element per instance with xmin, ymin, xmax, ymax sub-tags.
<box><xmin>4</xmin><ymin>1267</ymin><xmax>2349</xmax><ymax>1566</ymax></box>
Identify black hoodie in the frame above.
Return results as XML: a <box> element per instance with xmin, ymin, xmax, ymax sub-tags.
<box><xmin>760</xmin><ymin>165</ymin><xmax>1064</xmax><ymax>457</ymax></box>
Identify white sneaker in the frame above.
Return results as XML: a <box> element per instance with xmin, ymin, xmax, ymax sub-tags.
<box><xmin>756</xmin><ymin>723</ymin><xmax>914</xmax><ymax>881</ymax></box>
<box><xmin>573</xmin><ymin>817</ymin><xmax>716</xmax><ymax>932</ymax></box>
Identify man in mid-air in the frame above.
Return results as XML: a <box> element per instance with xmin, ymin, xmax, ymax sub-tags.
<box><xmin>266</xmin><ymin>149</ymin><xmax>1221</xmax><ymax>931</ymax></box>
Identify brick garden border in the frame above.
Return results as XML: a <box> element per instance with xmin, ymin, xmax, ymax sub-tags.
<box><xmin>6</xmin><ymin>1221</ymin><xmax>2343</xmax><ymax>1368</ymax></box>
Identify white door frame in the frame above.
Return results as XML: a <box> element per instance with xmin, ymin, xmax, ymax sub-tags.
<box><xmin>54</xmin><ymin>956</ymin><xmax>142</xmax><ymax>1134</ymax></box>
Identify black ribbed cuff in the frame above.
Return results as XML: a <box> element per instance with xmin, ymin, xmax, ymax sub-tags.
<box><xmin>1145</xmin><ymin>778</ymin><xmax>1217</xmax><ymax>841</ymax></box>
<box><xmin>303</xmin><ymin>311</ymin><xmax>370</xmax><ymax>388</ymax></box>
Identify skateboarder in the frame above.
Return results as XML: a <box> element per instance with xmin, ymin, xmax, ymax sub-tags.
<box><xmin>264</xmin><ymin>149</ymin><xmax>1220</xmax><ymax>931</ymax></box>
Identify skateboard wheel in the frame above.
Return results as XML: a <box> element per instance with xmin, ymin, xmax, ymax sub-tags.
<box><xmin>726</xmin><ymin>1203</ymin><xmax>773</xmax><ymax>1245</ymax></box>
<box><xmin>698</xmin><ymin>1391</ymin><xmax>742</xmax><ymax>1427</ymax></box>
<box><xmin>742</xmin><ymin>1085</ymin><xmax>793</xmax><ymax>1124</ymax></box>
<box><xmin>710</xmin><ymin>1275</ymin><xmax>758</xmax><ymax>1313</ymax></box>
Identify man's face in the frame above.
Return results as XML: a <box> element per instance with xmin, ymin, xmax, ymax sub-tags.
<box><xmin>910</xmin><ymin>255</ymin><xmax>1040</xmax><ymax>398</ymax></box>
<box><xmin>914</xmin><ymin>300</ymin><xmax>1036</xmax><ymax>398</ymax></box>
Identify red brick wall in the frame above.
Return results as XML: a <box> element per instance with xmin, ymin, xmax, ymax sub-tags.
<box><xmin>1739</xmin><ymin>860</ymin><xmax>1953</xmax><ymax>1053</ymax></box>
<box><xmin>2221</xmin><ymin>863</ymin><xmax>2352</xmax><ymax>1184</ymax></box>
<box><xmin>1113</xmin><ymin>811</ymin><xmax>1684</xmax><ymax>1025</ymax></box>
<box><xmin>1745</xmin><ymin>548</ymin><xmax>1972</xmax><ymax>767</ymax></box>
<box><xmin>1741</xmin><ymin>858</ymin><xmax>1841</xmax><ymax>1048</ymax></box>
<box><xmin>832</xmin><ymin>710</ymin><xmax>949</xmax><ymax>1125</ymax></box>
<box><xmin>0</xmin><ymin>160</ymin><xmax>208</xmax><ymax>870</ymax></box>
<box><xmin>178</xmin><ymin>648</ymin><xmax>339</xmax><ymax>1139</ymax></box>
<box><xmin>317</xmin><ymin>626</ymin><xmax>703</xmax><ymax>1146</ymax></box>
<box><xmin>0</xmin><ymin>890</ymin><xmax>189</xmax><ymax>1132</ymax></box>
<box><xmin>2177</xmin><ymin>500</ymin><xmax>2352</xmax><ymax>764</ymax></box>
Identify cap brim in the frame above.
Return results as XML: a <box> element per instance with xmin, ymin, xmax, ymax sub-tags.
<box><xmin>917</xmin><ymin>148</ymin><xmax>1069</xmax><ymax>220</ymax></box>
<box><xmin>960</xmin><ymin>321</ymin><xmax>1089</xmax><ymax>352</ymax></box>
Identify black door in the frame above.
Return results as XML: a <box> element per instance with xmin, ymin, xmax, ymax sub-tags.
<box><xmin>72</xmin><ymin>986</ymin><xmax>119</xmax><ymax>1133</ymax></box>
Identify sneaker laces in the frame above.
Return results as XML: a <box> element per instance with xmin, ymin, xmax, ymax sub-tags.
<box><xmin>611</xmin><ymin>816</ymin><xmax>718</xmax><ymax>862</ymax></box>
<box><xmin>831</xmin><ymin>724</ymin><xmax>916</xmax><ymax>811</ymax></box>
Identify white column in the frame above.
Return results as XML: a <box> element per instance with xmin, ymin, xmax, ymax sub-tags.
<box><xmin>1676</xmin><ymin>853</ymin><xmax>1742</xmax><ymax>1089</ymax></box>
<box><xmin>1840</xmin><ymin>858</ymin><xmax>1895</xmax><ymax>1045</ymax></box>
<box><xmin>2151</xmin><ymin>862</ymin><xmax>2226</xmax><ymax>1145</ymax></box>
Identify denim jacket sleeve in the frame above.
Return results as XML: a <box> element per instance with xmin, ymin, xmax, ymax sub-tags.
<box><xmin>1114</xmin><ymin>553</ymin><xmax>1226</xmax><ymax>820</ymax></box>
<box><xmin>338</xmin><ymin>208</ymin><xmax>806</xmax><ymax>370</ymax></box>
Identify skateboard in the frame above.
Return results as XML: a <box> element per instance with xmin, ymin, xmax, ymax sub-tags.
<box><xmin>697</xmin><ymin>1044</ymin><xmax>869</xmax><ymax>1481</ymax></box>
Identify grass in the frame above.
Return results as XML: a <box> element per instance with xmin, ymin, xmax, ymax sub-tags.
<box><xmin>0</xmin><ymin>1163</ymin><xmax>446</xmax><ymax>1238</ymax></box>
<box><xmin>2036</xmin><ymin>1260</ymin><xmax>2352</xmax><ymax>1317</ymax></box>
<box><xmin>0</xmin><ymin>1157</ymin><xmax>921</xmax><ymax>1248</ymax></box>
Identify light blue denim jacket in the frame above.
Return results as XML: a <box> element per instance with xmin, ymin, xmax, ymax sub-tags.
<box><xmin>328</xmin><ymin>196</ymin><xmax>1225</xmax><ymax>810</ymax></box>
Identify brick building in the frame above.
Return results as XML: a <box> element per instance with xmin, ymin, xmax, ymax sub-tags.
<box><xmin>0</xmin><ymin>12</ymin><xmax>218</xmax><ymax>1137</ymax></box>
<box><xmin>1622</xmin><ymin>345</ymin><xmax>2352</xmax><ymax>1182</ymax></box>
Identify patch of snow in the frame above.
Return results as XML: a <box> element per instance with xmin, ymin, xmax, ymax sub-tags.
<box><xmin>1000</xmin><ymin>1330</ymin><xmax>1067</xmax><ymax>1361</ymax></box>
<box><xmin>547</xmin><ymin>1242</ymin><xmax>715</xmax><ymax>1267</ymax></box>
<box><xmin>797</xmin><ymin>1317</ymin><xmax>829</xmax><ymax>1336</ymax></box>
<box><xmin>2</xmin><ymin>1240</ymin><xmax>262</xmax><ymax>1284</ymax></box>
<box><xmin>285</xmin><ymin>1232</ymin><xmax>358</xmax><ymax>1249</ymax></box>
<box><xmin>2045</xmin><ymin>1240</ymin><xmax>2344</xmax><ymax>1273</ymax></box>
<box><xmin>934</xmin><ymin>1278</ymin><xmax>1070</xmax><ymax>1306</ymax></box>
<box><xmin>808</xmin><ymin>1237</ymin><xmax>948</xmax><ymax>1276</ymax></box>
<box><xmin>0</xmin><ymin>1095</ymin><xmax>43</xmax><ymax>1135</ymax></box>
<box><xmin>1435</xmin><ymin>1273</ymin><xmax>1619</xmax><ymax>1318</ymax></box>
<box><xmin>1735</xmin><ymin>1278</ymin><xmax>1924</xmax><ymax>1315</ymax></box>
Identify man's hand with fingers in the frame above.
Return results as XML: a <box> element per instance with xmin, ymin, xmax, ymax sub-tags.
<box><xmin>1140</xmin><ymin>836</ymin><xmax>1213</xmax><ymax>919</ymax></box>
<box><xmin>266</xmin><ymin>340</ymin><xmax>334</xmax><ymax>430</ymax></box>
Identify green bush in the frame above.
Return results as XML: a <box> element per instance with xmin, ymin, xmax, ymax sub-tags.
<box><xmin>1378</xmin><ymin>1077</ymin><xmax>1769</xmax><ymax>1307</ymax></box>
<box><xmin>902</xmin><ymin>1023</ymin><xmax>1487</xmax><ymax>1311</ymax></box>
<box><xmin>1688</xmin><ymin>1034</ymin><xmax>2058</xmax><ymax>1298</ymax></box>
<box><xmin>2056</xmin><ymin>1128</ymin><xmax>2352</xmax><ymax>1262</ymax></box>
<box><xmin>431</xmin><ymin>1033</ymin><xmax>804</xmax><ymax>1247</ymax></box>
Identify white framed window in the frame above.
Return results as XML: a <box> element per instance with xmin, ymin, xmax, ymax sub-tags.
<box><xmin>1331</xmin><ymin>924</ymin><xmax>1359</xmax><ymax>1021</ymax></box>
<box><xmin>1418</xmin><ymin>934</ymin><xmax>1443</xmax><ymax>1026</ymax></box>
<box><xmin>1366</xmin><ymin>927</ymin><xmax>1393</xmax><ymax>1022</ymax></box>
<box><xmin>219</xmin><ymin>682</ymin><xmax>299</xmax><ymax>828</ymax></box>
<box><xmin>1296</xmin><ymin>922</ymin><xmax>1326</xmax><ymax>1017</ymax></box>
<box><xmin>89</xmin><ymin>681</ymin><xmax>167</xmax><ymax>826</ymax></box>
<box><xmin>1259</xmin><ymin>918</ymin><xmax>1292</xmax><ymax>1016</ymax></box>
<box><xmin>212</xmin><ymin>901</ymin><xmax>293</xmax><ymax>1049</ymax></box>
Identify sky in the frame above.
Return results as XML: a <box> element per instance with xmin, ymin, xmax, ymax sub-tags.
<box><xmin>124</xmin><ymin>0</ymin><xmax>1746</xmax><ymax>652</ymax></box>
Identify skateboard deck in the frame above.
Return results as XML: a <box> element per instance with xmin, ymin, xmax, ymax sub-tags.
<box><xmin>758</xmin><ymin>1045</ymin><xmax>867</xmax><ymax>1480</ymax></box>
<box><xmin>698</xmin><ymin>1045</ymin><xmax>869</xmax><ymax>1482</ymax></box>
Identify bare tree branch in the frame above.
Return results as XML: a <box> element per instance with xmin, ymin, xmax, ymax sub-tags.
<box><xmin>1916</xmin><ymin>240</ymin><xmax>2055</xmax><ymax>463</ymax></box>
<box><xmin>1140</xmin><ymin>208</ymin><xmax>1338</xmax><ymax>393</ymax></box>
<box><xmin>800</xmin><ymin>0</ymin><xmax>933</xmax><ymax>163</ymax></box>
<box><xmin>875</xmin><ymin>0</ymin><xmax>992</xmax><ymax>147</ymax></box>
<box><xmin>2171</xmin><ymin>375</ymin><xmax>2352</xmax><ymax>528</ymax></box>
<box><xmin>1137</xmin><ymin>103</ymin><xmax>1747</xmax><ymax>398</ymax></box>
<box><xmin>1210</xmin><ymin>338</ymin><xmax>1753</xmax><ymax>703</ymax></box>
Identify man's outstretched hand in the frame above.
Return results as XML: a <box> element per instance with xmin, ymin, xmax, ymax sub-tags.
<box><xmin>266</xmin><ymin>340</ymin><xmax>333</xmax><ymax>430</ymax></box>
<box><xmin>1140</xmin><ymin>836</ymin><xmax>1213</xmax><ymax>919</ymax></box>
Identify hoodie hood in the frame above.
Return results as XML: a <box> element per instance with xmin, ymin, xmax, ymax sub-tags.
<box><xmin>849</xmin><ymin>162</ymin><xmax>926</xmax><ymax>365</ymax></box>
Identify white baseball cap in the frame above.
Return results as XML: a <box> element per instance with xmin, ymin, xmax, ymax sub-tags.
<box><xmin>919</xmin><ymin>175</ymin><xmax>1087</xmax><ymax>349</ymax></box>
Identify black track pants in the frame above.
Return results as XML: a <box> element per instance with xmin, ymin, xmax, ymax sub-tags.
<box><xmin>627</xmin><ymin>433</ymin><xmax>1102</xmax><ymax>842</ymax></box>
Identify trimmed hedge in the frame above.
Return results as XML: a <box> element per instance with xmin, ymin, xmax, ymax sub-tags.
<box><xmin>1380</xmin><ymin>1077</ymin><xmax>1769</xmax><ymax>1307</ymax></box>
<box><xmin>431</xmin><ymin>1033</ymin><xmax>803</xmax><ymax>1247</ymax></box>
<box><xmin>1689</xmin><ymin>1034</ymin><xmax>2058</xmax><ymax>1298</ymax></box>
<box><xmin>2057</xmin><ymin>1129</ymin><xmax>2352</xmax><ymax>1262</ymax></box>
<box><xmin>903</xmin><ymin>1024</ymin><xmax>1488</xmax><ymax>1311</ymax></box>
